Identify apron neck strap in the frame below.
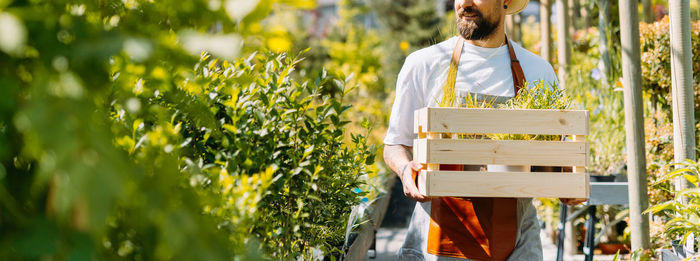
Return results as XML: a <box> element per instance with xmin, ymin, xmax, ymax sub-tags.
<box><xmin>505</xmin><ymin>36</ymin><xmax>526</xmax><ymax>96</ymax></box>
<box><xmin>442</xmin><ymin>35</ymin><xmax>526</xmax><ymax>107</ymax></box>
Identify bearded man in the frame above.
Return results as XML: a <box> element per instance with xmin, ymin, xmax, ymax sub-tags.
<box><xmin>383</xmin><ymin>0</ymin><xmax>583</xmax><ymax>260</ymax></box>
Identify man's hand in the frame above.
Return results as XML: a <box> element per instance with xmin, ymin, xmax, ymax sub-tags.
<box><xmin>560</xmin><ymin>198</ymin><xmax>587</xmax><ymax>206</ymax></box>
<box><xmin>400</xmin><ymin>161</ymin><xmax>430</xmax><ymax>203</ymax></box>
<box><xmin>383</xmin><ymin>145</ymin><xmax>430</xmax><ymax>203</ymax></box>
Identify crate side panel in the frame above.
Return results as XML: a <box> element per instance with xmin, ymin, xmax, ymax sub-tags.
<box><xmin>425</xmin><ymin>171</ymin><xmax>589</xmax><ymax>198</ymax></box>
<box><xmin>413</xmin><ymin>108</ymin><xmax>429</xmax><ymax>134</ymax></box>
<box><xmin>425</xmin><ymin>108</ymin><xmax>589</xmax><ymax>135</ymax></box>
<box><xmin>426</xmin><ymin>139</ymin><xmax>587</xmax><ymax>166</ymax></box>
<box><xmin>417</xmin><ymin>170</ymin><xmax>428</xmax><ymax>196</ymax></box>
<box><xmin>413</xmin><ymin>139</ymin><xmax>429</xmax><ymax>164</ymax></box>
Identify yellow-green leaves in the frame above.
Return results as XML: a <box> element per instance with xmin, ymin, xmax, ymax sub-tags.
<box><xmin>176</xmin><ymin>52</ymin><xmax>376</xmax><ymax>258</ymax></box>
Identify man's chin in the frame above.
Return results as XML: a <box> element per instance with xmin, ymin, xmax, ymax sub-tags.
<box><xmin>457</xmin><ymin>25</ymin><xmax>476</xmax><ymax>36</ymax></box>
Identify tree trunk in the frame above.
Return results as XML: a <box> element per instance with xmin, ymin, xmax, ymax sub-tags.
<box><xmin>506</xmin><ymin>14</ymin><xmax>522</xmax><ymax>44</ymax></box>
<box><xmin>580</xmin><ymin>0</ymin><xmax>591</xmax><ymax>29</ymax></box>
<box><xmin>506</xmin><ymin>14</ymin><xmax>515</xmax><ymax>40</ymax></box>
<box><xmin>568</xmin><ymin>0</ymin><xmax>578</xmax><ymax>36</ymax></box>
<box><xmin>597</xmin><ymin>0</ymin><xmax>611</xmax><ymax>87</ymax></box>
<box><xmin>618</xmin><ymin>0</ymin><xmax>650</xmax><ymax>251</ymax></box>
<box><xmin>669</xmin><ymin>0</ymin><xmax>696</xmax><ymax>198</ymax></box>
<box><xmin>556</xmin><ymin>0</ymin><xmax>570</xmax><ymax>89</ymax></box>
<box><xmin>514</xmin><ymin>13</ymin><xmax>522</xmax><ymax>44</ymax></box>
<box><xmin>540</xmin><ymin>0</ymin><xmax>552</xmax><ymax>63</ymax></box>
<box><xmin>642</xmin><ymin>0</ymin><xmax>653</xmax><ymax>23</ymax></box>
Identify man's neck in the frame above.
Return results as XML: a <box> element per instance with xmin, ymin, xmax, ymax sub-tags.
<box><xmin>463</xmin><ymin>27</ymin><xmax>507</xmax><ymax>48</ymax></box>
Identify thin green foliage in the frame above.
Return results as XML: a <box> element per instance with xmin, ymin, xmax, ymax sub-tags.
<box><xmin>453</xmin><ymin>91</ymin><xmax>498</xmax><ymax>139</ymax></box>
<box><xmin>437</xmin><ymin>80</ymin><xmax>570</xmax><ymax>141</ymax></box>
<box><xmin>489</xmin><ymin>80</ymin><xmax>571</xmax><ymax>141</ymax></box>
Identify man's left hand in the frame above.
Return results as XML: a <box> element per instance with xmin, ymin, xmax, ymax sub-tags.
<box><xmin>560</xmin><ymin>198</ymin><xmax>587</xmax><ymax>206</ymax></box>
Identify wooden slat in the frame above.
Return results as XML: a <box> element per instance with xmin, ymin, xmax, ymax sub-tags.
<box><xmin>417</xmin><ymin>170</ymin><xmax>590</xmax><ymax>198</ymax></box>
<box><xmin>414</xmin><ymin>108</ymin><xmax>428</xmax><ymax>134</ymax></box>
<box><xmin>572</xmin><ymin>135</ymin><xmax>587</xmax><ymax>173</ymax></box>
<box><xmin>414</xmin><ymin>107</ymin><xmax>589</xmax><ymax>135</ymax></box>
<box><xmin>572</xmin><ymin>135</ymin><xmax>589</xmax><ymax>198</ymax></box>
<box><xmin>426</xmin><ymin>133</ymin><xmax>440</xmax><ymax>171</ymax></box>
<box><xmin>417</xmin><ymin>169</ymin><xmax>429</xmax><ymax>196</ymax></box>
<box><xmin>413</xmin><ymin>139</ymin><xmax>587</xmax><ymax>166</ymax></box>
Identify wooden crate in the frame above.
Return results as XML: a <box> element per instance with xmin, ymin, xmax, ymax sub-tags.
<box><xmin>413</xmin><ymin>107</ymin><xmax>590</xmax><ymax>198</ymax></box>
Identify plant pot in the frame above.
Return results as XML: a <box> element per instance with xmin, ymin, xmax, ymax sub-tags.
<box><xmin>660</xmin><ymin>248</ymin><xmax>685</xmax><ymax>261</ymax></box>
<box><xmin>671</xmin><ymin>239</ymin><xmax>696</xmax><ymax>259</ymax></box>
<box><xmin>598</xmin><ymin>243</ymin><xmax>630</xmax><ymax>255</ymax></box>
<box><xmin>589</xmin><ymin>175</ymin><xmax>616</xmax><ymax>182</ymax></box>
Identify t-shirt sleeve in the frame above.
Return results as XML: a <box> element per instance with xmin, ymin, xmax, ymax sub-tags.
<box><xmin>516</xmin><ymin>45</ymin><xmax>559</xmax><ymax>90</ymax></box>
<box><xmin>542</xmin><ymin>63</ymin><xmax>559</xmax><ymax>89</ymax></box>
<box><xmin>383</xmin><ymin>55</ymin><xmax>425</xmax><ymax>147</ymax></box>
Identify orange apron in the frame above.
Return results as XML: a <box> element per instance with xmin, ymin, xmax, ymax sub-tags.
<box><xmin>425</xmin><ymin>36</ymin><xmax>526</xmax><ymax>261</ymax></box>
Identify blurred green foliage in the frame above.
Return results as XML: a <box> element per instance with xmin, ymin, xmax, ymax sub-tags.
<box><xmin>566</xmin><ymin>29</ymin><xmax>627</xmax><ymax>176</ymax></box>
<box><xmin>368</xmin><ymin>0</ymin><xmax>444</xmax><ymax>90</ymax></box>
<box><xmin>638</xmin><ymin>16</ymin><xmax>700</xmax><ymax>252</ymax></box>
<box><xmin>640</xmin><ymin>17</ymin><xmax>700</xmax><ymax>119</ymax></box>
<box><xmin>268</xmin><ymin>0</ymin><xmax>395</xmax><ymax>191</ymax></box>
<box><xmin>0</xmin><ymin>0</ymin><xmax>377</xmax><ymax>259</ymax></box>
<box><xmin>565</xmin><ymin>16</ymin><xmax>700</xmax><ymax>250</ymax></box>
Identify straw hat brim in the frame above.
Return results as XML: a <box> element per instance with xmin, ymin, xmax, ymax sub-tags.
<box><xmin>505</xmin><ymin>0</ymin><xmax>529</xmax><ymax>15</ymax></box>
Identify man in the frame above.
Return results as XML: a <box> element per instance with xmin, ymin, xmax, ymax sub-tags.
<box><xmin>383</xmin><ymin>0</ymin><xmax>584</xmax><ymax>260</ymax></box>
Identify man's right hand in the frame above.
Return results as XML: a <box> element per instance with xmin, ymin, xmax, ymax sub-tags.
<box><xmin>400</xmin><ymin>161</ymin><xmax>430</xmax><ymax>202</ymax></box>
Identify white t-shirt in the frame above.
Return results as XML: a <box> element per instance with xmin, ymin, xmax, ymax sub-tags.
<box><xmin>383</xmin><ymin>36</ymin><xmax>558</xmax><ymax>146</ymax></box>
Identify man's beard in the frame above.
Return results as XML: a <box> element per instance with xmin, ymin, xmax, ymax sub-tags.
<box><xmin>456</xmin><ymin>7</ymin><xmax>501</xmax><ymax>40</ymax></box>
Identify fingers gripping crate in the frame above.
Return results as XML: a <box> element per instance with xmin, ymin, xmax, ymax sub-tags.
<box><xmin>413</xmin><ymin>107</ymin><xmax>590</xmax><ymax>198</ymax></box>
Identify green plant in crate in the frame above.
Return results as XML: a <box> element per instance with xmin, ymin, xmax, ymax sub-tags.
<box><xmin>438</xmin><ymin>81</ymin><xmax>570</xmax><ymax>140</ymax></box>
<box><xmin>490</xmin><ymin>81</ymin><xmax>571</xmax><ymax>141</ymax></box>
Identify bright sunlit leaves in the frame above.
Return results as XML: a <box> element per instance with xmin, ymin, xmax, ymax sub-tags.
<box><xmin>0</xmin><ymin>12</ymin><xmax>26</xmax><ymax>56</ymax></box>
<box><xmin>225</xmin><ymin>0</ymin><xmax>260</xmax><ymax>20</ymax></box>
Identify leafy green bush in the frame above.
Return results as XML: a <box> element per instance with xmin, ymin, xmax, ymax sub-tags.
<box><xmin>276</xmin><ymin>0</ymin><xmax>392</xmax><ymax>202</ymax></box>
<box><xmin>0</xmin><ymin>0</ymin><xmax>377</xmax><ymax>259</ymax></box>
<box><xmin>175</xmin><ymin>52</ymin><xmax>377</xmax><ymax>258</ymax></box>
<box><xmin>0</xmin><ymin>0</ymin><xmax>239</xmax><ymax>259</ymax></box>
<box><xmin>368</xmin><ymin>0</ymin><xmax>443</xmax><ymax>90</ymax></box>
